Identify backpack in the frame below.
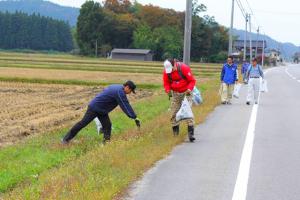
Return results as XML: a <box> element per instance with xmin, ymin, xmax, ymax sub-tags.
<box><xmin>167</xmin><ymin>62</ymin><xmax>186</xmax><ymax>83</ymax></box>
<box><xmin>247</xmin><ymin>65</ymin><xmax>263</xmax><ymax>79</ymax></box>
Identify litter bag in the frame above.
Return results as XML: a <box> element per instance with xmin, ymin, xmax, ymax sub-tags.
<box><xmin>192</xmin><ymin>86</ymin><xmax>203</xmax><ymax>105</ymax></box>
<box><xmin>233</xmin><ymin>83</ymin><xmax>242</xmax><ymax>98</ymax></box>
<box><xmin>260</xmin><ymin>79</ymin><xmax>268</xmax><ymax>92</ymax></box>
<box><xmin>176</xmin><ymin>97</ymin><xmax>194</xmax><ymax>122</ymax></box>
<box><xmin>94</xmin><ymin>118</ymin><xmax>103</xmax><ymax>135</ymax></box>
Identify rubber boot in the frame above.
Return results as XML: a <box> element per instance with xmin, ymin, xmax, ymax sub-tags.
<box><xmin>61</xmin><ymin>131</ymin><xmax>72</xmax><ymax>144</ymax></box>
<box><xmin>188</xmin><ymin>126</ymin><xmax>195</xmax><ymax>142</ymax></box>
<box><xmin>102</xmin><ymin>129</ymin><xmax>111</xmax><ymax>144</ymax></box>
<box><xmin>172</xmin><ymin>125</ymin><xmax>179</xmax><ymax>136</ymax></box>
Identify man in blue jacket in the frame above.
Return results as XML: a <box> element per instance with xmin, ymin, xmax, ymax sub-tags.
<box><xmin>62</xmin><ymin>80</ymin><xmax>141</xmax><ymax>144</ymax></box>
<box><xmin>220</xmin><ymin>56</ymin><xmax>238</xmax><ymax>104</ymax></box>
<box><xmin>241</xmin><ymin>60</ymin><xmax>250</xmax><ymax>83</ymax></box>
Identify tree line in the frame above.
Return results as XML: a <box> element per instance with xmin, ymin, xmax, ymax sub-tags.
<box><xmin>0</xmin><ymin>11</ymin><xmax>73</xmax><ymax>52</ymax></box>
<box><xmin>76</xmin><ymin>0</ymin><xmax>229</xmax><ymax>62</ymax></box>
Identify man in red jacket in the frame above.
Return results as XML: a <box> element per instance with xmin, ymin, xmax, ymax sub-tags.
<box><xmin>163</xmin><ymin>58</ymin><xmax>196</xmax><ymax>142</ymax></box>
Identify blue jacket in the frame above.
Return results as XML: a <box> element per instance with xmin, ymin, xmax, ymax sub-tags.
<box><xmin>221</xmin><ymin>63</ymin><xmax>238</xmax><ymax>84</ymax></box>
<box><xmin>241</xmin><ymin>63</ymin><xmax>249</xmax><ymax>74</ymax></box>
<box><xmin>89</xmin><ymin>84</ymin><xmax>137</xmax><ymax>119</ymax></box>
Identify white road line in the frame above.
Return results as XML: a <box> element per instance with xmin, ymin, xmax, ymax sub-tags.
<box><xmin>298</xmin><ymin>80</ymin><xmax>300</xmax><ymax>83</ymax></box>
<box><xmin>231</xmin><ymin>103</ymin><xmax>258</xmax><ymax>200</ymax></box>
<box><xmin>285</xmin><ymin>68</ymin><xmax>297</xmax><ymax>80</ymax></box>
<box><xmin>232</xmin><ymin>69</ymin><xmax>271</xmax><ymax>200</ymax></box>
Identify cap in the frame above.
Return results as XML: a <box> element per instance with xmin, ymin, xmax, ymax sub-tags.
<box><xmin>164</xmin><ymin>60</ymin><xmax>172</xmax><ymax>74</ymax></box>
<box><xmin>124</xmin><ymin>80</ymin><xmax>136</xmax><ymax>94</ymax></box>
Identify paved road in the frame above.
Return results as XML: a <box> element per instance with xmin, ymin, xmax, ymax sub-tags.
<box><xmin>125</xmin><ymin>64</ymin><xmax>300</xmax><ymax>200</ymax></box>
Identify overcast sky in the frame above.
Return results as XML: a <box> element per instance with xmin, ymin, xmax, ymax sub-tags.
<box><xmin>49</xmin><ymin>0</ymin><xmax>300</xmax><ymax>46</ymax></box>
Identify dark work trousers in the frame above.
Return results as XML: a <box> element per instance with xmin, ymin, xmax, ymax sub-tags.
<box><xmin>63</xmin><ymin>106</ymin><xmax>112</xmax><ymax>142</ymax></box>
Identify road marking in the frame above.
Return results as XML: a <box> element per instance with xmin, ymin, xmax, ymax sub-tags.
<box><xmin>298</xmin><ymin>80</ymin><xmax>300</xmax><ymax>83</ymax></box>
<box><xmin>232</xmin><ymin>69</ymin><xmax>272</xmax><ymax>200</ymax></box>
<box><xmin>231</xmin><ymin>103</ymin><xmax>258</xmax><ymax>200</ymax></box>
<box><xmin>285</xmin><ymin>68</ymin><xmax>297</xmax><ymax>80</ymax></box>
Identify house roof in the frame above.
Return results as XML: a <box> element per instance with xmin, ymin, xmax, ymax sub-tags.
<box><xmin>233</xmin><ymin>40</ymin><xmax>266</xmax><ymax>48</ymax></box>
<box><xmin>111</xmin><ymin>48</ymin><xmax>151</xmax><ymax>54</ymax></box>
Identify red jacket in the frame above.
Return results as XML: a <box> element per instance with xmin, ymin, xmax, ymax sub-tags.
<box><xmin>163</xmin><ymin>62</ymin><xmax>196</xmax><ymax>93</ymax></box>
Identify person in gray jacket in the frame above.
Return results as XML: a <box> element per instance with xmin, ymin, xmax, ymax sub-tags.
<box><xmin>246</xmin><ymin>58</ymin><xmax>264</xmax><ymax>105</ymax></box>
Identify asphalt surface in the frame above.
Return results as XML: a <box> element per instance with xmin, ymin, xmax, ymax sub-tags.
<box><xmin>125</xmin><ymin>64</ymin><xmax>300</xmax><ymax>200</ymax></box>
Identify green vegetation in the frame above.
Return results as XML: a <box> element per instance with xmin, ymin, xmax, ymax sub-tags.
<box><xmin>0</xmin><ymin>12</ymin><xmax>73</xmax><ymax>52</ymax></box>
<box><xmin>0</xmin><ymin>94</ymin><xmax>169</xmax><ymax>193</ymax></box>
<box><xmin>1</xmin><ymin>80</ymin><xmax>220</xmax><ymax>199</ymax></box>
<box><xmin>76</xmin><ymin>0</ymin><xmax>229</xmax><ymax>62</ymax></box>
<box><xmin>0</xmin><ymin>51</ymin><xmax>222</xmax><ymax>199</ymax></box>
<box><xmin>0</xmin><ymin>52</ymin><xmax>222</xmax><ymax>79</ymax></box>
<box><xmin>0</xmin><ymin>77</ymin><xmax>161</xmax><ymax>89</ymax></box>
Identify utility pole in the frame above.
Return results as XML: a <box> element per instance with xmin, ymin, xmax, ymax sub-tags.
<box><xmin>262</xmin><ymin>34</ymin><xmax>265</xmax><ymax>67</ymax></box>
<box><xmin>249</xmin><ymin>14</ymin><xmax>253</xmax><ymax>60</ymax></box>
<box><xmin>95</xmin><ymin>39</ymin><xmax>98</xmax><ymax>57</ymax></box>
<box><xmin>228</xmin><ymin>0</ymin><xmax>235</xmax><ymax>56</ymax></box>
<box><xmin>183</xmin><ymin>0</ymin><xmax>193</xmax><ymax>65</ymax></box>
<box><xmin>255</xmin><ymin>26</ymin><xmax>260</xmax><ymax>58</ymax></box>
<box><xmin>243</xmin><ymin>14</ymin><xmax>248</xmax><ymax>61</ymax></box>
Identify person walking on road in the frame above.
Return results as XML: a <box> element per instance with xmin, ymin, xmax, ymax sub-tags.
<box><xmin>246</xmin><ymin>58</ymin><xmax>264</xmax><ymax>105</ymax></box>
<box><xmin>220</xmin><ymin>56</ymin><xmax>238</xmax><ymax>104</ymax></box>
<box><xmin>163</xmin><ymin>58</ymin><xmax>196</xmax><ymax>142</ymax></box>
<box><xmin>241</xmin><ymin>60</ymin><xmax>250</xmax><ymax>83</ymax></box>
<box><xmin>61</xmin><ymin>80</ymin><xmax>141</xmax><ymax>144</ymax></box>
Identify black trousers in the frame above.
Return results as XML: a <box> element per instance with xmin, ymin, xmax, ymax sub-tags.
<box><xmin>63</xmin><ymin>106</ymin><xmax>112</xmax><ymax>142</ymax></box>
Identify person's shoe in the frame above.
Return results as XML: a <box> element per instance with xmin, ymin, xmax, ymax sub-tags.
<box><xmin>102</xmin><ymin>138</ymin><xmax>110</xmax><ymax>145</ymax></box>
<box><xmin>255</xmin><ymin>101</ymin><xmax>258</xmax><ymax>104</ymax></box>
<box><xmin>188</xmin><ymin>126</ymin><xmax>195</xmax><ymax>142</ymax></box>
<box><xmin>246</xmin><ymin>101</ymin><xmax>250</xmax><ymax>105</ymax></box>
<box><xmin>221</xmin><ymin>101</ymin><xmax>227</xmax><ymax>105</ymax></box>
<box><xmin>227</xmin><ymin>101</ymin><xmax>232</xmax><ymax>105</ymax></box>
<box><xmin>172</xmin><ymin>125</ymin><xmax>179</xmax><ymax>136</ymax></box>
<box><xmin>61</xmin><ymin>138</ymin><xmax>69</xmax><ymax>145</ymax></box>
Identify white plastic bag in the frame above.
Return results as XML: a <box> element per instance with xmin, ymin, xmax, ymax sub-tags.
<box><xmin>94</xmin><ymin>118</ymin><xmax>103</xmax><ymax>135</ymax></box>
<box><xmin>176</xmin><ymin>97</ymin><xmax>194</xmax><ymax>122</ymax></box>
<box><xmin>260</xmin><ymin>79</ymin><xmax>268</xmax><ymax>92</ymax></box>
<box><xmin>192</xmin><ymin>86</ymin><xmax>203</xmax><ymax>105</ymax></box>
<box><xmin>233</xmin><ymin>83</ymin><xmax>242</xmax><ymax>98</ymax></box>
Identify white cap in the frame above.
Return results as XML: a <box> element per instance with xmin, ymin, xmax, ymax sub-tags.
<box><xmin>164</xmin><ymin>60</ymin><xmax>172</xmax><ymax>73</ymax></box>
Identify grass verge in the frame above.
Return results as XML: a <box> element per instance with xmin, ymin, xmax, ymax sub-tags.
<box><xmin>0</xmin><ymin>77</ymin><xmax>161</xmax><ymax>90</ymax></box>
<box><xmin>1</xmin><ymin>79</ymin><xmax>220</xmax><ymax>200</ymax></box>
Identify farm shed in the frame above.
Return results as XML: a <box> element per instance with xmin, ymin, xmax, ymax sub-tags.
<box><xmin>111</xmin><ymin>49</ymin><xmax>153</xmax><ymax>61</ymax></box>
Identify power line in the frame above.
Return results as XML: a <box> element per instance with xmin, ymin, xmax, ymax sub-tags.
<box><xmin>236</xmin><ymin>0</ymin><xmax>246</xmax><ymax>18</ymax></box>
<box><xmin>254</xmin><ymin>9</ymin><xmax>300</xmax><ymax>15</ymax></box>
<box><xmin>244</xmin><ymin>0</ymin><xmax>253</xmax><ymax>15</ymax></box>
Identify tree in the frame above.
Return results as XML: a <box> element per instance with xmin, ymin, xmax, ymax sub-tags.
<box><xmin>0</xmin><ymin>11</ymin><xmax>73</xmax><ymax>51</ymax></box>
<box><xmin>153</xmin><ymin>26</ymin><xmax>183</xmax><ymax>60</ymax></box>
<box><xmin>133</xmin><ymin>24</ymin><xmax>155</xmax><ymax>50</ymax></box>
<box><xmin>103</xmin><ymin>0</ymin><xmax>132</xmax><ymax>14</ymax></box>
<box><xmin>136</xmin><ymin>5</ymin><xmax>183</xmax><ymax>30</ymax></box>
<box><xmin>76</xmin><ymin>1</ymin><xmax>105</xmax><ymax>55</ymax></box>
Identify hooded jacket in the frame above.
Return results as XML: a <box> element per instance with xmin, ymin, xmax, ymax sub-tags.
<box><xmin>163</xmin><ymin>62</ymin><xmax>196</xmax><ymax>93</ymax></box>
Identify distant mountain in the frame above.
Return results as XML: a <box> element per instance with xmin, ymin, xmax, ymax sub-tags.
<box><xmin>0</xmin><ymin>0</ymin><xmax>79</xmax><ymax>26</ymax></box>
<box><xmin>233</xmin><ymin>29</ymin><xmax>300</xmax><ymax>59</ymax></box>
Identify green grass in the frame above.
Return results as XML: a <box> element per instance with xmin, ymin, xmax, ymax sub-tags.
<box><xmin>0</xmin><ymin>62</ymin><xmax>220</xmax><ymax>76</ymax></box>
<box><xmin>0</xmin><ymin>51</ymin><xmax>222</xmax><ymax>199</ymax></box>
<box><xmin>0</xmin><ymin>51</ymin><xmax>222</xmax><ymax>68</ymax></box>
<box><xmin>1</xmin><ymin>79</ymin><xmax>220</xmax><ymax>199</ymax></box>
<box><xmin>0</xmin><ymin>77</ymin><xmax>162</xmax><ymax>89</ymax></box>
<box><xmin>0</xmin><ymin>94</ymin><xmax>169</xmax><ymax>193</ymax></box>
<box><xmin>0</xmin><ymin>51</ymin><xmax>222</xmax><ymax>77</ymax></box>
